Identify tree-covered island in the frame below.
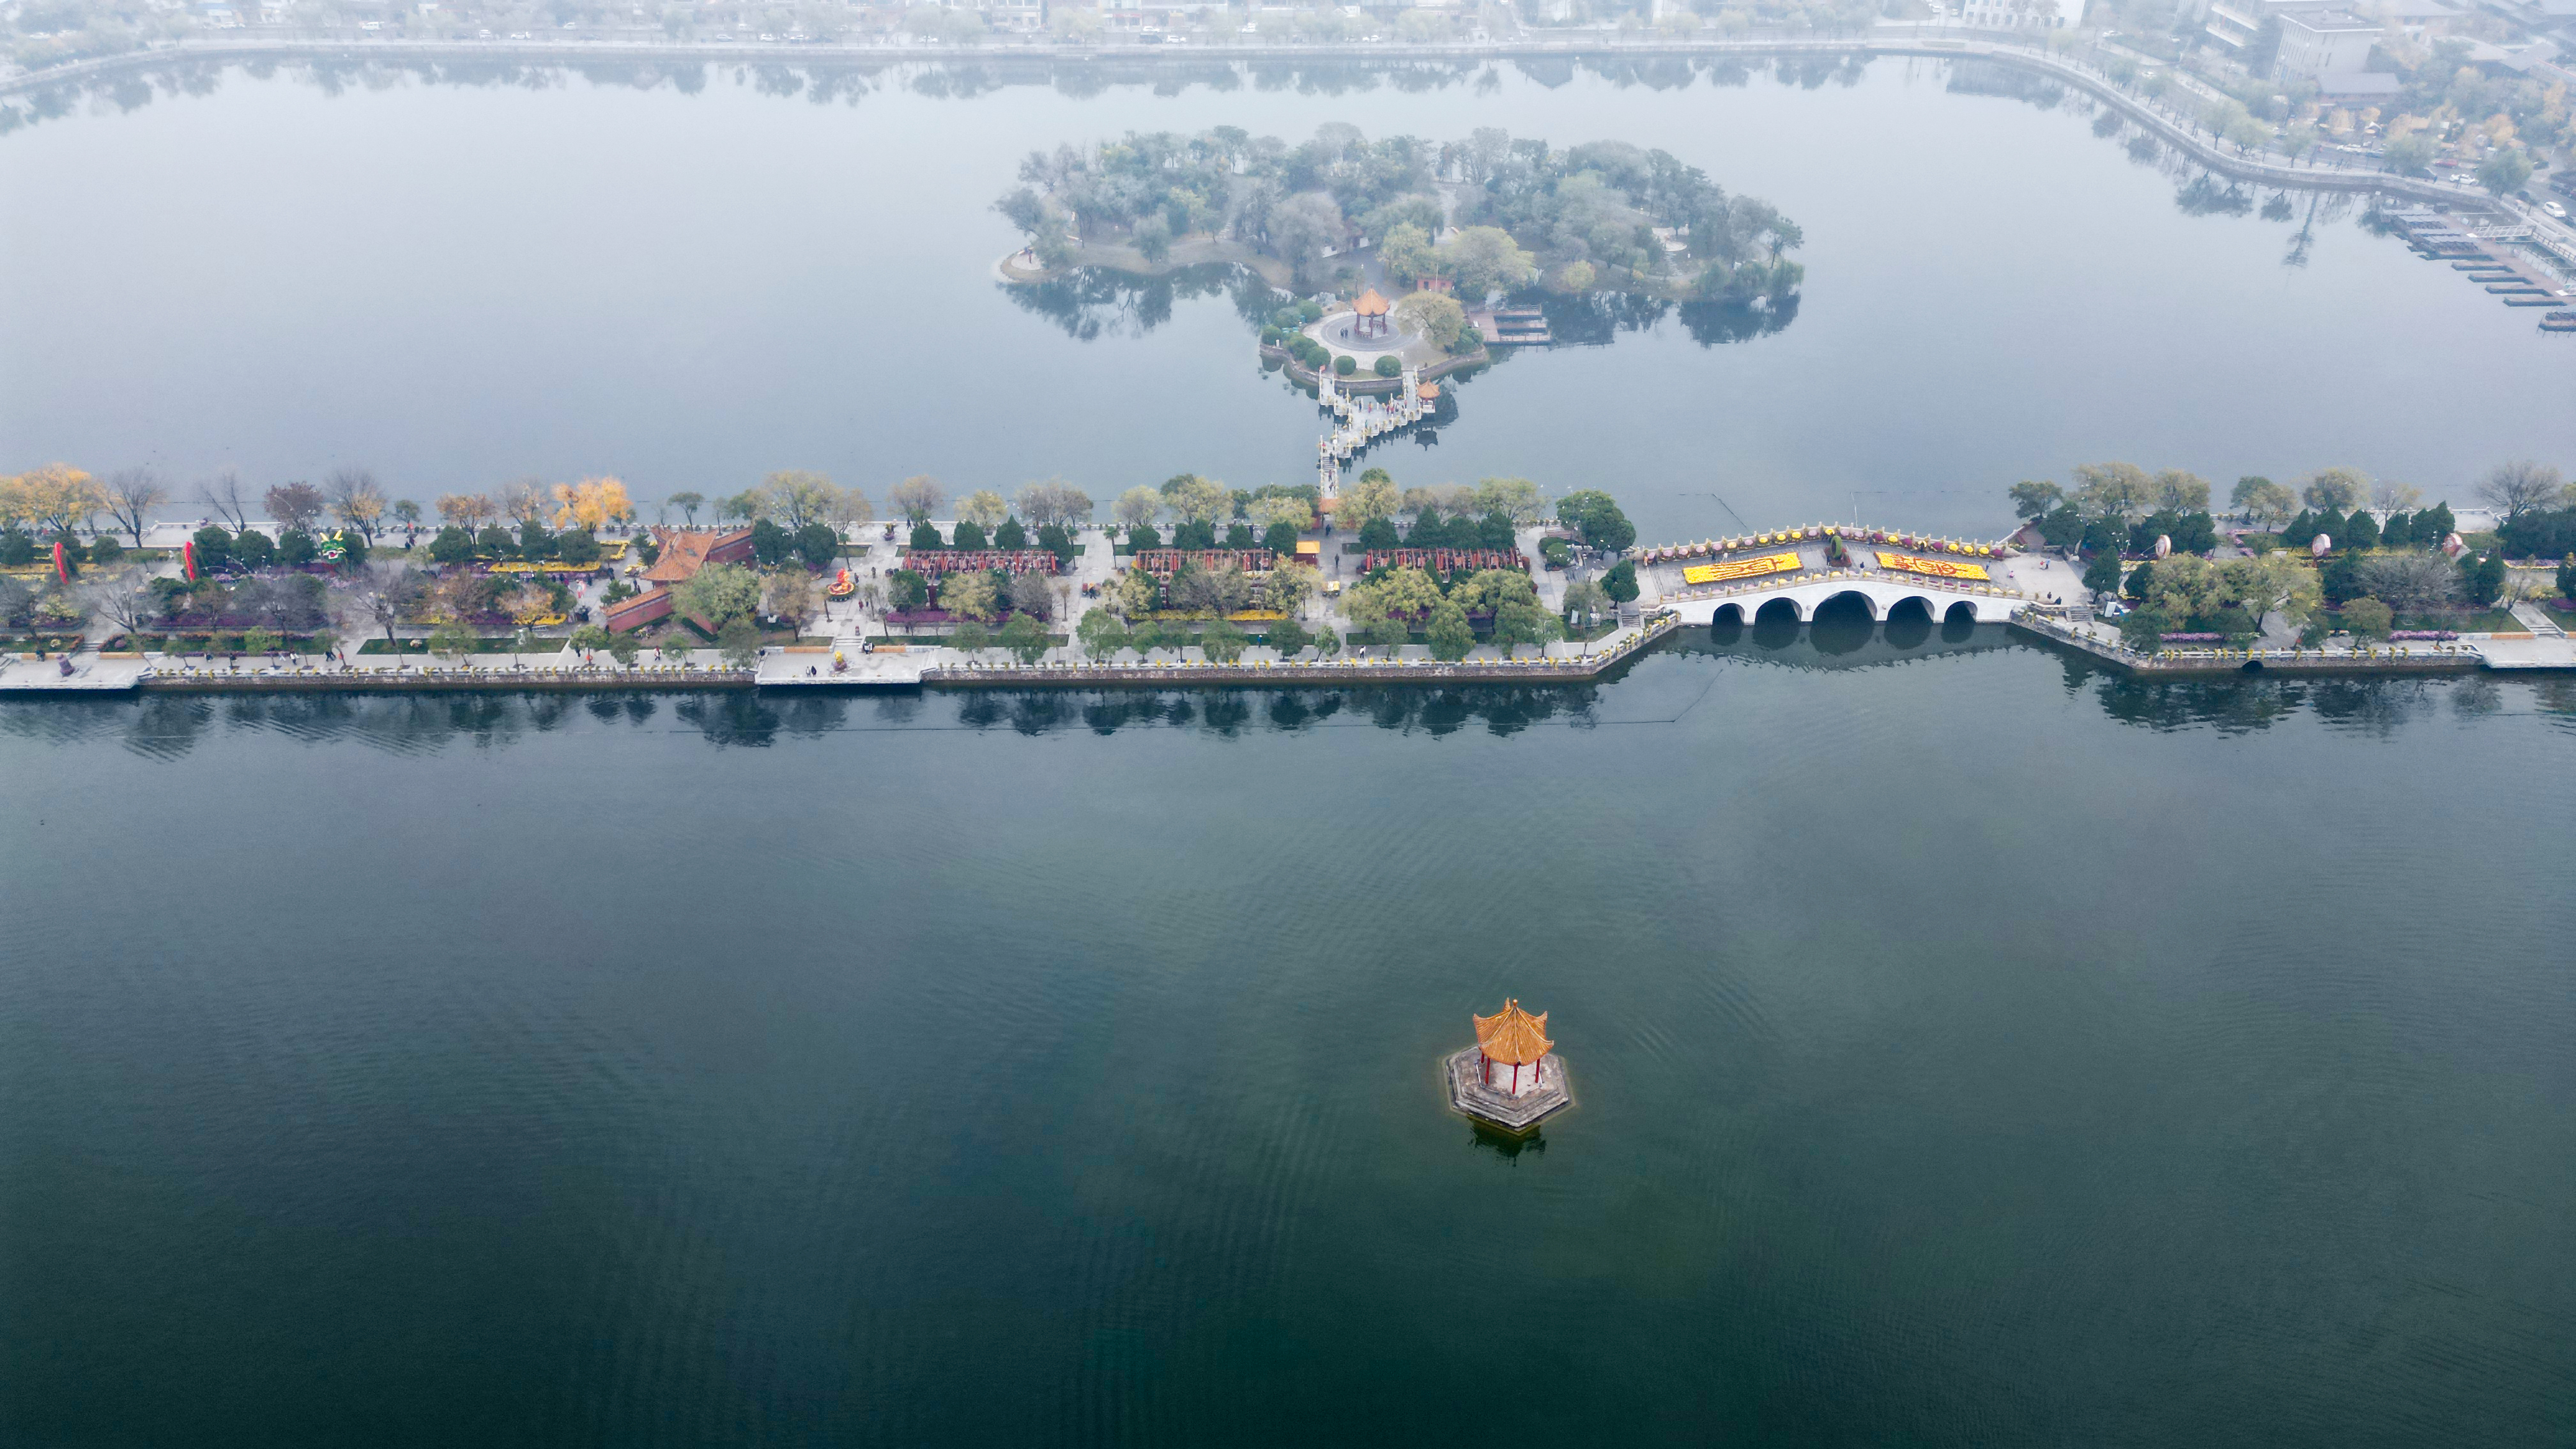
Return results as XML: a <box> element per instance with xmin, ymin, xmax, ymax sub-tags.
<box><xmin>995</xmin><ymin>124</ymin><xmax>1805</xmax><ymax>309</ymax></box>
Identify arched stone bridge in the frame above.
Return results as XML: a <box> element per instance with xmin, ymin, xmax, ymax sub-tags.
<box><xmin>1632</xmin><ymin>533</ymin><xmax>2068</xmax><ymax>629</ymax></box>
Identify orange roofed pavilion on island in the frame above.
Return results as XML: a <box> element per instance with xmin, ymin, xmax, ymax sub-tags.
<box><xmin>1447</xmin><ymin>997</ymin><xmax>1573</xmax><ymax>1132</ymax></box>
<box><xmin>1473</xmin><ymin>999</ymin><xmax>1552</xmax><ymax>1092</ymax></box>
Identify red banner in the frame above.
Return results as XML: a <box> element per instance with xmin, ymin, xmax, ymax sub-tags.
<box><xmin>183</xmin><ymin>540</ymin><xmax>198</xmax><ymax>581</ymax></box>
<box><xmin>52</xmin><ymin>540</ymin><xmax>67</xmax><ymax>582</ymax></box>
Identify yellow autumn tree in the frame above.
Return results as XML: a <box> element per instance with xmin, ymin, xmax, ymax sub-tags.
<box><xmin>14</xmin><ymin>463</ymin><xmax>100</xmax><ymax>535</ymax></box>
<box><xmin>551</xmin><ymin>476</ymin><xmax>634</xmax><ymax>532</ymax></box>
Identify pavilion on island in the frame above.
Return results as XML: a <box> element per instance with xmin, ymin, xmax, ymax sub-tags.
<box><xmin>1474</xmin><ymin>999</ymin><xmax>1552</xmax><ymax>1096</ymax></box>
<box><xmin>1446</xmin><ymin>997</ymin><xmax>1573</xmax><ymax>1131</ymax></box>
<box><xmin>1353</xmin><ymin>287</ymin><xmax>1392</xmax><ymax>339</ymax></box>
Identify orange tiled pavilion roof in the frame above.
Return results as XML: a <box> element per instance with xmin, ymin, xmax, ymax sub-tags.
<box><xmin>1473</xmin><ymin>999</ymin><xmax>1552</xmax><ymax>1066</ymax></box>
<box><xmin>1353</xmin><ymin>288</ymin><xmax>1392</xmax><ymax>316</ymax></box>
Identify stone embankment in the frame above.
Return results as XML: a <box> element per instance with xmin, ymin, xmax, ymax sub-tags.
<box><xmin>2007</xmin><ymin>608</ymin><xmax>2526</xmax><ymax>675</ymax></box>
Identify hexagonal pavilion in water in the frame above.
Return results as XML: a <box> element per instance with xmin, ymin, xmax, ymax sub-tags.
<box><xmin>1445</xmin><ymin>999</ymin><xmax>1572</xmax><ymax>1133</ymax></box>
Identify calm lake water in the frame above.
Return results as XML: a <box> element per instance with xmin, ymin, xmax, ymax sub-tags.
<box><xmin>5</xmin><ymin>55</ymin><xmax>2576</xmax><ymax>1447</ymax></box>
<box><xmin>3</xmin><ymin>55</ymin><xmax>2573</xmax><ymax>540</ymax></box>
<box><xmin>3</xmin><ymin>648</ymin><xmax>2574</xmax><ymax>1446</ymax></box>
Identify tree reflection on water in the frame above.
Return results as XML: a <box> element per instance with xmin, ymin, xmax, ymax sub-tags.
<box><xmin>6</xmin><ymin>636</ymin><xmax>2572</xmax><ymax>756</ymax></box>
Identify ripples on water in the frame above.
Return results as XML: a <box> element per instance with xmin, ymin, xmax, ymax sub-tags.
<box><xmin>4</xmin><ymin>634</ymin><xmax>2574</xmax><ymax>1446</ymax></box>
<box><xmin>11</xmin><ymin>628</ymin><xmax>2572</xmax><ymax>756</ymax></box>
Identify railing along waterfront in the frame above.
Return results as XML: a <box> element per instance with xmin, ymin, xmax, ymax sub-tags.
<box><xmin>920</xmin><ymin>614</ymin><xmax>1680</xmax><ymax>686</ymax></box>
<box><xmin>139</xmin><ymin>661</ymin><xmax>757</xmax><ymax>687</ymax></box>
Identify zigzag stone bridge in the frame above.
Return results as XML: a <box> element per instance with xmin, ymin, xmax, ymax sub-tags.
<box><xmin>1632</xmin><ymin>528</ymin><xmax>2078</xmax><ymax>629</ymax></box>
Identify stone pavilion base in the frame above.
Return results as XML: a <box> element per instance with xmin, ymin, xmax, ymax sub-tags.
<box><xmin>1445</xmin><ymin>1046</ymin><xmax>1572</xmax><ymax>1134</ymax></box>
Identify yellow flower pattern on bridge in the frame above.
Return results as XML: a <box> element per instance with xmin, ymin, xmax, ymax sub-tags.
<box><xmin>1682</xmin><ymin>551</ymin><xmax>1802</xmax><ymax>586</ymax></box>
<box><xmin>1873</xmin><ymin>551</ymin><xmax>1991</xmax><ymax>581</ymax></box>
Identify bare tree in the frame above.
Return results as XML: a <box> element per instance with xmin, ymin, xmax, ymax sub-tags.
<box><xmin>102</xmin><ymin>468</ymin><xmax>169</xmax><ymax>547</ymax></box>
<box><xmin>1006</xmin><ymin>571</ymin><xmax>1055</xmax><ymax>621</ymax></box>
<box><xmin>77</xmin><ymin>568</ymin><xmax>158</xmax><ymax>642</ymax></box>
<box><xmin>264</xmin><ymin>481</ymin><xmax>326</xmax><ymax>532</ymax></box>
<box><xmin>325</xmin><ymin>466</ymin><xmax>388</xmax><ymax>542</ymax></box>
<box><xmin>2476</xmin><ymin>459</ymin><xmax>2565</xmax><ymax>521</ymax></box>
<box><xmin>2355</xmin><ymin>553</ymin><xmax>2459</xmax><ymax>612</ymax></box>
<box><xmin>889</xmin><ymin>475</ymin><xmax>946</xmax><ymax>526</ymax></box>
<box><xmin>355</xmin><ymin>565</ymin><xmax>429</xmax><ymax>657</ymax></box>
<box><xmin>203</xmin><ymin>471</ymin><xmax>253</xmax><ymax>530</ymax></box>
<box><xmin>498</xmin><ymin>478</ymin><xmax>548</xmax><ymax>527</ymax></box>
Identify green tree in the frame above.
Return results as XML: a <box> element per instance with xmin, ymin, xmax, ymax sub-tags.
<box><xmin>951</xmin><ymin>519</ymin><xmax>989</xmax><ymax>551</ymax></box>
<box><xmin>2117</xmin><ymin>606</ymin><xmax>2172</xmax><ymax>652</ymax></box>
<box><xmin>675</xmin><ymin>561</ymin><xmax>762</xmax><ymax>629</ymax></box>
<box><xmin>994</xmin><ymin>516</ymin><xmax>1028</xmax><ymax>551</ymax></box>
<box><xmin>1339</xmin><ymin>468</ymin><xmax>1400</xmax><ymax>531</ymax></box>
<box><xmin>557</xmin><ymin>530</ymin><xmax>602</xmax><ymax>565</ymax></box>
<box><xmin>1392</xmin><ymin>290</ymin><xmax>1466</xmax><ymax>350</ymax></box>
<box><xmin>667</xmin><ymin>490</ymin><xmax>705</xmax><ymax>525</ymax></box>
<box><xmin>2382</xmin><ymin>132</ymin><xmax>2435</xmax><ymax>176</ymax></box>
<box><xmin>2301</xmin><ymin>467</ymin><xmax>2369</xmax><ymax>512</ymax></box>
<box><xmin>910</xmin><ymin>521</ymin><xmax>946</xmax><ymax>552</ymax></box>
<box><xmin>568</xmin><ymin>624</ymin><xmax>610</xmax><ymax>655</ymax></box>
<box><xmin>1077</xmin><ymin>606</ymin><xmax>1130</xmax><ymax>660</ymax></box>
<box><xmin>2556</xmin><ymin>556</ymin><xmax>2576</xmax><ymax>602</ymax></box>
<box><xmin>999</xmin><ymin>611</ymin><xmax>1050</xmax><ymax>663</ymax></box>
<box><xmin>2071</xmin><ymin>461</ymin><xmax>2152</xmax><ymax>519</ymax></box>
<box><xmin>1491</xmin><ymin>599</ymin><xmax>1563</xmax><ymax>652</ymax></box>
<box><xmin>2478</xmin><ymin>147</ymin><xmax>2534</xmax><ymax>196</ymax></box>
<box><xmin>887</xmin><ymin>569</ymin><xmax>930</xmax><ymax>611</ymax></box>
<box><xmin>2343</xmin><ymin>509</ymin><xmax>2380</xmax><ymax>551</ymax></box>
<box><xmin>606</xmin><ymin>629</ymin><xmax>640</xmax><ymax>666</ymax></box>
<box><xmin>716</xmin><ymin>615</ymin><xmax>761</xmax><ymax>669</ymax></box>
<box><xmin>2079</xmin><ymin>549</ymin><xmax>2122</xmax><ymax>597</ymax></box>
<box><xmin>2230</xmin><ymin>476</ymin><xmax>2296</xmax><ymax>525</ymax></box>
<box><xmin>1439</xmin><ymin>226</ymin><xmax>1539</xmax><ymax>296</ymax></box>
<box><xmin>2340</xmin><ymin>597</ymin><xmax>2393</xmax><ymax>638</ymax></box>
<box><xmin>1313</xmin><ymin>625</ymin><xmax>1342</xmax><ymax>657</ymax></box>
<box><xmin>1266</xmin><ymin>615</ymin><xmax>1312</xmax><ymax>656</ymax></box>
<box><xmin>87</xmin><ymin>534</ymin><xmax>125</xmax><ymax>566</ymax></box>
<box><xmin>2009</xmin><ymin>480</ymin><xmax>2064</xmax><ymax>520</ymax></box>
<box><xmin>1378</xmin><ymin>221</ymin><xmax>1438</xmax><ymax>284</ymax></box>
<box><xmin>1601</xmin><ymin>560</ymin><xmax>1639</xmax><ymax>603</ymax></box>
<box><xmin>1199</xmin><ymin>616</ymin><xmax>1248</xmax><ymax>663</ymax></box>
<box><xmin>234</xmin><ymin>530</ymin><xmax>276</xmax><ymax>568</ymax></box>
<box><xmin>1426</xmin><ymin>599</ymin><xmax>1476</xmax><ymax>660</ymax></box>
<box><xmin>2458</xmin><ymin>553</ymin><xmax>2508</xmax><ymax>607</ymax></box>
<box><xmin>243</xmin><ymin>625</ymin><xmax>280</xmax><ymax>656</ymax></box>
<box><xmin>1556</xmin><ymin>490</ymin><xmax>1635</xmax><ymax>552</ymax></box>
<box><xmin>950</xmin><ymin>620</ymin><xmax>990</xmax><ymax>657</ymax></box>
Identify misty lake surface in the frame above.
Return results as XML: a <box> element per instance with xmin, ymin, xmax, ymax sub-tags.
<box><xmin>4</xmin><ymin>56</ymin><xmax>2576</xmax><ymax>1447</ymax></box>
<box><xmin>4</xmin><ymin>55</ymin><xmax>2575</xmax><ymax>539</ymax></box>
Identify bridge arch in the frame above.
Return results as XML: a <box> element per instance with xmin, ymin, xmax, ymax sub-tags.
<box><xmin>1710</xmin><ymin>601</ymin><xmax>1746</xmax><ymax>628</ymax></box>
<box><xmin>1753</xmin><ymin>596</ymin><xmax>1804</xmax><ymax>627</ymax></box>
<box><xmin>1818</xmin><ymin>589</ymin><xmax>1878</xmax><ymax>621</ymax></box>
<box><xmin>1943</xmin><ymin>601</ymin><xmax>1979</xmax><ymax>627</ymax></box>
